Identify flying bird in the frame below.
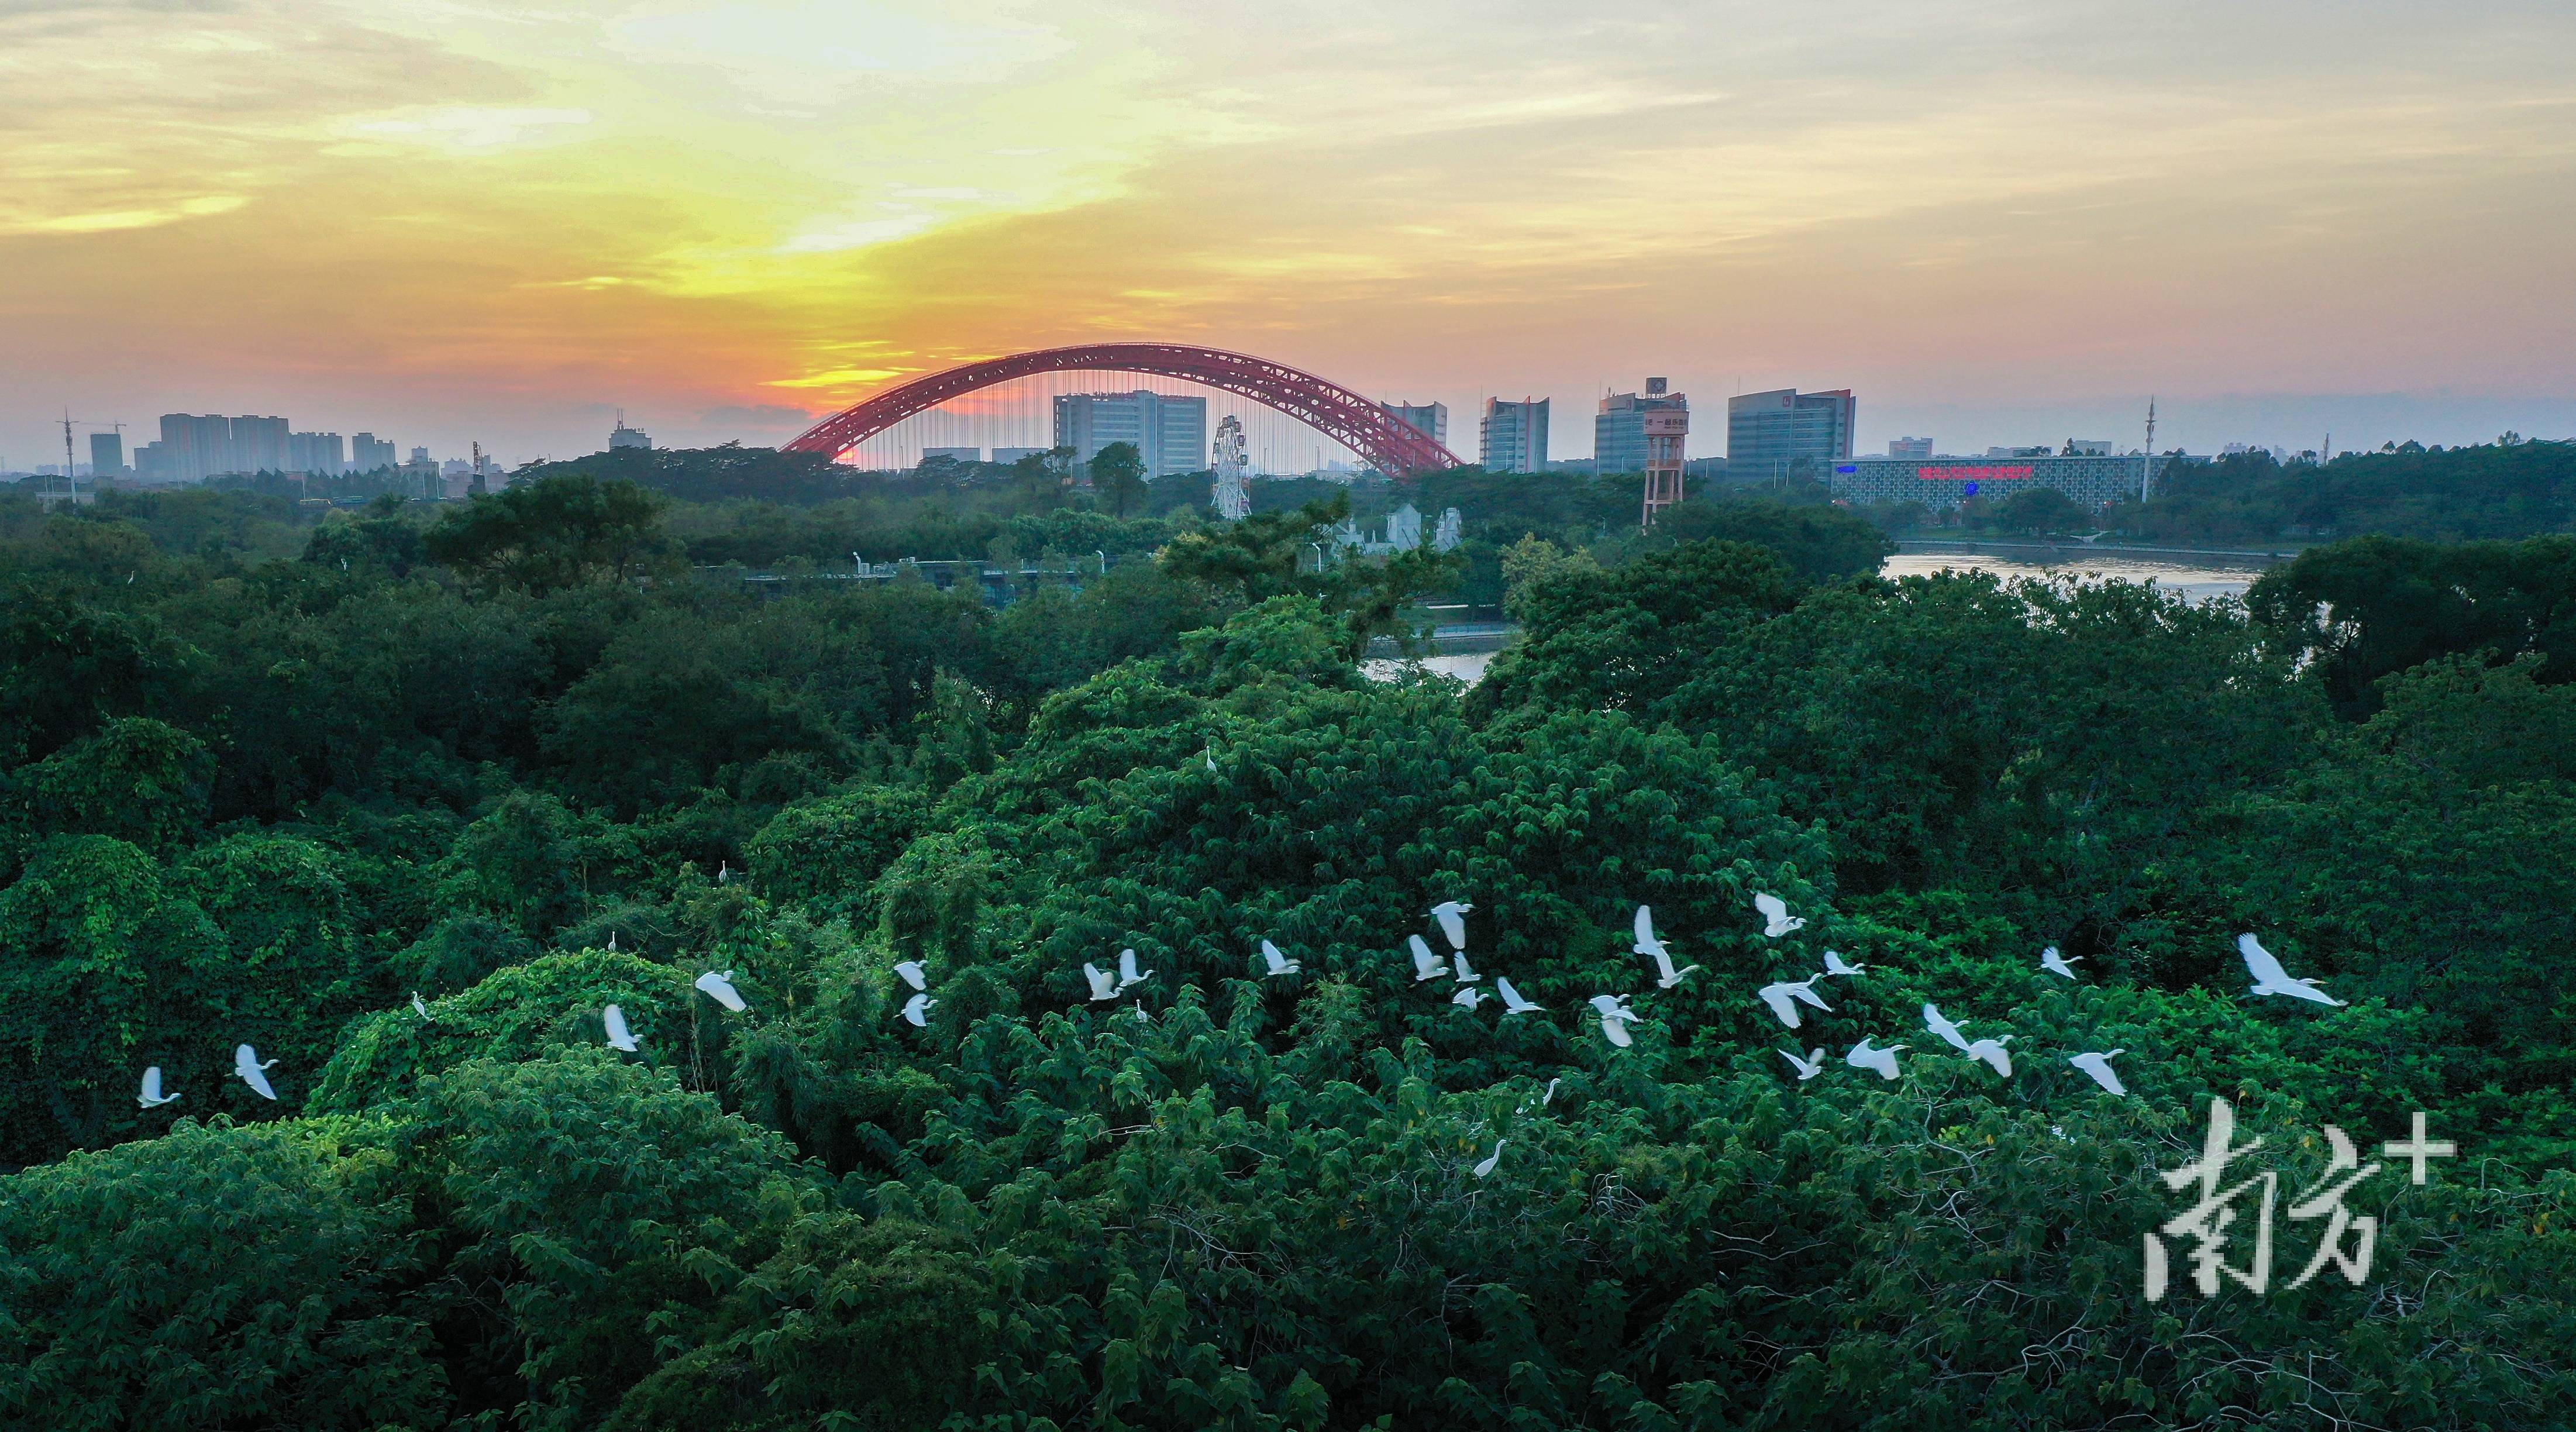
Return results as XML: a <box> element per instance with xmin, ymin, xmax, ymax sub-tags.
<box><xmin>1410</xmin><ymin>935</ymin><xmax>1448</xmax><ymax>982</ymax></box>
<box><xmin>694</xmin><ymin>970</ymin><xmax>746</xmax><ymax>1012</ymax></box>
<box><xmin>1756</xmin><ymin>976</ymin><xmax>1832</xmax><ymax>1029</ymax></box>
<box><xmin>1083</xmin><ymin>963</ymin><xmax>1119</xmax><ymax>1001</ymax></box>
<box><xmin>1820</xmin><ymin>950</ymin><xmax>1867</xmax><ymax>977</ymax></box>
<box><xmin>1962</xmin><ymin>1036</ymin><xmax>2016</xmax><ymax>1077</ymax></box>
<box><xmin>1115</xmin><ymin>948</ymin><xmax>1154</xmax><ymax>992</ymax></box>
<box><xmin>1921</xmin><ymin>1002</ymin><xmax>1973</xmax><ymax>1053</ymax></box>
<box><xmin>411</xmin><ymin>991</ymin><xmax>433</xmax><ymax>1020</ymax></box>
<box><xmin>1845</xmin><ymin>1038</ymin><xmax>1905</xmax><ymax>1081</ymax></box>
<box><xmin>603</xmin><ymin>1004</ymin><xmax>638</xmax><ymax>1052</ymax></box>
<box><xmin>136</xmin><ymin>1066</ymin><xmax>180</xmax><ymax>1109</ymax></box>
<box><xmin>1780</xmin><ymin>1047</ymin><xmax>1825</xmax><ymax>1082</ymax></box>
<box><xmin>1473</xmin><ymin>1139</ymin><xmax>1506</xmax><ymax>1179</ymax></box>
<box><xmin>1591</xmin><ymin>993</ymin><xmax>1641</xmax><ymax>1049</ymax></box>
<box><xmin>1451</xmin><ymin>986</ymin><xmax>1485</xmax><ymax>1010</ymax></box>
<box><xmin>894</xmin><ymin>961</ymin><xmax>927</xmax><ymax>992</ymax></box>
<box><xmin>1494</xmin><ymin>976</ymin><xmax>1543</xmax><ymax>1014</ymax></box>
<box><xmin>1645</xmin><ymin>946</ymin><xmax>1700</xmax><ymax>989</ymax></box>
<box><xmin>1633</xmin><ymin>905</ymin><xmax>1672</xmax><ymax>959</ymax></box>
<box><xmin>2068</xmin><ymin>1048</ymin><xmax>2129</xmax><ymax>1095</ymax></box>
<box><xmin>1450</xmin><ymin>950</ymin><xmax>1482</xmax><ymax>984</ymax></box>
<box><xmin>2040</xmin><ymin>946</ymin><xmax>2082</xmax><ymax>979</ymax></box>
<box><xmin>1259</xmin><ymin>939</ymin><xmax>1301</xmax><ymax>977</ymax></box>
<box><xmin>2238</xmin><ymin>934</ymin><xmax>2345</xmax><ymax>1006</ymax></box>
<box><xmin>233</xmin><ymin>1044</ymin><xmax>278</xmax><ymax>1101</ymax></box>
<box><xmin>1752</xmin><ymin>892</ymin><xmax>1805</xmax><ymax>938</ymax></box>
<box><xmin>901</xmin><ymin>992</ymin><xmax>935</xmax><ymax>1027</ymax></box>
<box><xmin>1429</xmin><ymin>900</ymin><xmax>1474</xmax><ymax>951</ymax></box>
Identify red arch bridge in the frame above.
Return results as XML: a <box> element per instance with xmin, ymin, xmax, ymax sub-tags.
<box><xmin>783</xmin><ymin>342</ymin><xmax>1465</xmax><ymax>479</ymax></box>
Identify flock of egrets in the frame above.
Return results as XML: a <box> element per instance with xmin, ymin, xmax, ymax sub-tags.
<box><xmin>135</xmin><ymin>882</ymin><xmax>2344</xmax><ymax>1159</ymax></box>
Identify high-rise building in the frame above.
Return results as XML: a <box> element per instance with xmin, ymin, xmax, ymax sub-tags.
<box><xmin>229</xmin><ymin>416</ymin><xmax>289</xmax><ymax>474</ymax></box>
<box><xmin>352</xmin><ymin>434</ymin><xmax>398</xmax><ymax>472</ymax></box>
<box><xmin>1479</xmin><ymin>397</ymin><xmax>1549</xmax><ymax>473</ymax></box>
<box><xmin>1382</xmin><ymin>401</ymin><xmax>1448</xmax><ymax>448</ymax></box>
<box><xmin>1727</xmin><ymin>388</ymin><xmax>1854</xmax><ymax>480</ymax></box>
<box><xmin>609</xmin><ymin>414</ymin><xmax>652</xmax><ymax>450</ymax></box>
<box><xmin>1595</xmin><ymin>380</ymin><xmax>1688</xmax><ymax>476</ymax></box>
<box><xmin>289</xmin><ymin>432</ymin><xmax>345</xmax><ymax>474</ymax></box>
<box><xmin>89</xmin><ymin>432</ymin><xmax>125</xmax><ymax>477</ymax></box>
<box><xmin>1888</xmin><ymin>436</ymin><xmax>1933</xmax><ymax>459</ymax></box>
<box><xmin>156</xmin><ymin>414</ymin><xmax>231</xmax><ymax>481</ymax></box>
<box><xmin>1051</xmin><ymin>390</ymin><xmax>1208</xmax><ymax>479</ymax></box>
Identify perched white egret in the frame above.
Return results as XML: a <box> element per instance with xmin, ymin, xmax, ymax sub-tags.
<box><xmin>694</xmin><ymin>970</ymin><xmax>747</xmax><ymax>1013</ymax></box>
<box><xmin>1633</xmin><ymin>905</ymin><xmax>1672</xmax><ymax>959</ymax></box>
<box><xmin>1451</xmin><ymin>986</ymin><xmax>1485</xmax><ymax>1010</ymax></box>
<box><xmin>2068</xmin><ymin>1049</ymin><xmax>2129</xmax><ymax>1095</ymax></box>
<box><xmin>2238</xmin><ymin>934</ymin><xmax>2345</xmax><ymax>1006</ymax></box>
<box><xmin>1204</xmin><ymin>748</ymin><xmax>1217</xmax><ymax>773</ymax></box>
<box><xmin>136</xmin><ymin>1066</ymin><xmax>180</xmax><ymax>1109</ymax></box>
<box><xmin>1752</xmin><ymin>892</ymin><xmax>1806</xmax><ymax>938</ymax></box>
<box><xmin>1122</xmin><ymin>1003</ymin><xmax>1153</xmax><ymax>1025</ymax></box>
<box><xmin>603</xmin><ymin>1004</ymin><xmax>639</xmax><ymax>1052</ymax></box>
<box><xmin>1755</xmin><ymin>976</ymin><xmax>1832</xmax><ymax>1029</ymax></box>
<box><xmin>1260</xmin><ymin>940</ymin><xmax>1301</xmax><ymax>977</ymax></box>
<box><xmin>1115</xmin><ymin>948</ymin><xmax>1154</xmax><ymax>992</ymax></box>
<box><xmin>718</xmin><ymin>861</ymin><xmax>732</xmax><ymax>884</ymax></box>
<box><xmin>1516</xmin><ymin>1076</ymin><xmax>1560</xmax><ymax>1113</ymax></box>
<box><xmin>2040</xmin><ymin>946</ymin><xmax>2082</xmax><ymax>979</ymax></box>
<box><xmin>1921</xmin><ymin>1002</ymin><xmax>1972</xmax><ymax>1053</ymax></box>
<box><xmin>411</xmin><ymin>990</ymin><xmax>432</xmax><ymax>1021</ymax></box>
<box><xmin>1473</xmin><ymin>1138</ymin><xmax>1506</xmax><ymax>1179</ymax></box>
<box><xmin>1410</xmin><ymin>935</ymin><xmax>1448</xmax><ymax>982</ymax></box>
<box><xmin>1495</xmin><ymin>976</ymin><xmax>1543</xmax><ymax>1014</ymax></box>
<box><xmin>233</xmin><ymin>1044</ymin><xmax>279</xmax><ymax>1100</ymax></box>
<box><xmin>901</xmin><ymin>992</ymin><xmax>935</xmax><ymax>1027</ymax></box>
<box><xmin>1820</xmin><ymin>950</ymin><xmax>1868</xmax><ymax>977</ymax></box>
<box><xmin>1430</xmin><ymin>900</ymin><xmax>1473</xmax><ymax>951</ymax></box>
<box><xmin>894</xmin><ymin>961</ymin><xmax>928</xmax><ymax>992</ymax></box>
<box><xmin>608</xmin><ymin>932</ymin><xmax>619</xmax><ymax>952</ymax></box>
<box><xmin>1844</xmin><ymin>1039</ymin><xmax>1905</xmax><ymax>1081</ymax></box>
<box><xmin>1450</xmin><ymin>950</ymin><xmax>1482</xmax><ymax>984</ymax></box>
<box><xmin>1083</xmin><ymin>963</ymin><xmax>1119</xmax><ymax>1001</ymax></box>
<box><xmin>1780</xmin><ymin>1047</ymin><xmax>1825</xmax><ymax>1082</ymax></box>
<box><xmin>1962</xmin><ymin>1036</ymin><xmax>2015</xmax><ymax>1077</ymax></box>
<box><xmin>1645</xmin><ymin>947</ymin><xmax>1700</xmax><ymax>989</ymax></box>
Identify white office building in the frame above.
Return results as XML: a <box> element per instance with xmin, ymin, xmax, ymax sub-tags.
<box><xmin>1051</xmin><ymin>390</ymin><xmax>1208</xmax><ymax>479</ymax></box>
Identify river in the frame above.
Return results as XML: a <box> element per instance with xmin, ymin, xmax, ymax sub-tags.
<box><xmin>1369</xmin><ymin>543</ymin><xmax>2278</xmax><ymax>686</ymax></box>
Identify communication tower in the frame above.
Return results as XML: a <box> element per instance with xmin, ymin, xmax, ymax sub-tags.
<box><xmin>1211</xmin><ymin>414</ymin><xmax>1251</xmax><ymax>520</ymax></box>
<box><xmin>1638</xmin><ymin>377</ymin><xmax>1689</xmax><ymax>528</ymax></box>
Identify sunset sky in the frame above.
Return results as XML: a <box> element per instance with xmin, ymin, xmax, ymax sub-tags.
<box><xmin>5</xmin><ymin>0</ymin><xmax>2573</xmax><ymax>469</ymax></box>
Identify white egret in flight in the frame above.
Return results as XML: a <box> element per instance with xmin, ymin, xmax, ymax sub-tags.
<box><xmin>901</xmin><ymin>992</ymin><xmax>935</xmax><ymax>1027</ymax></box>
<box><xmin>1756</xmin><ymin>976</ymin><xmax>1831</xmax><ymax>1029</ymax></box>
<box><xmin>233</xmin><ymin>1044</ymin><xmax>278</xmax><ymax>1100</ymax></box>
<box><xmin>1451</xmin><ymin>986</ymin><xmax>1485</xmax><ymax>1010</ymax></box>
<box><xmin>694</xmin><ymin>970</ymin><xmax>746</xmax><ymax>1012</ymax></box>
<box><xmin>1430</xmin><ymin>900</ymin><xmax>1473</xmax><ymax>951</ymax></box>
<box><xmin>1962</xmin><ymin>1036</ymin><xmax>2015</xmax><ymax>1076</ymax></box>
<box><xmin>1921</xmin><ymin>1002</ymin><xmax>1972</xmax><ymax>1053</ymax></box>
<box><xmin>1820</xmin><ymin>951</ymin><xmax>1867</xmax><ymax>977</ymax></box>
<box><xmin>894</xmin><ymin>961</ymin><xmax>927</xmax><ymax>992</ymax></box>
<box><xmin>1633</xmin><ymin>905</ymin><xmax>1671</xmax><ymax>959</ymax></box>
<box><xmin>1752</xmin><ymin>893</ymin><xmax>1805</xmax><ymax>938</ymax></box>
<box><xmin>2040</xmin><ymin>946</ymin><xmax>2082</xmax><ymax>979</ymax></box>
<box><xmin>1495</xmin><ymin>976</ymin><xmax>1543</xmax><ymax>1014</ymax></box>
<box><xmin>137</xmin><ymin>1066</ymin><xmax>180</xmax><ymax>1109</ymax></box>
<box><xmin>1260</xmin><ymin>940</ymin><xmax>1301</xmax><ymax>977</ymax></box>
<box><xmin>1410</xmin><ymin>935</ymin><xmax>1447</xmax><ymax>983</ymax></box>
<box><xmin>1844</xmin><ymin>1039</ymin><xmax>1905</xmax><ymax>1081</ymax></box>
<box><xmin>1780</xmin><ymin>1048</ymin><xmax>1824</xmax><ymax>1082</ymax></box>
<box><xmin>1115</xmin><ymin>948</ymin><xmax>1154</xmax><ymax>992</ymax></box>
<box><xmin>1590</xmin><ymin>993</ymin><xmax>1641</xmax><ymax>1049</ymax></box>
<box><xmin>1083</xmin><ymin>963</ymin><xmax>1119</xmax><ymax>1001</ymax></box>
<box><xmin>1450</xmin><ymin>950</ymin><xmax>1482</xmax><ymax>984</ymax></box>
<box><xmin>1645</xmin><ymin>947</ymin><xmax>1699</xmax><ymax>989</ymax></box>
<box><xmin>2238</xmin><ymin>934</ymin><xmax>2345</xmax><ymax>1006</ymax></box>
<box><xmin>603</xmin><ymin>1004</ymin><xmax>639</xmax><ymax>1052</ymax></box>
<box><xmin>2068</xmin><ymin>1049</ymin><xmax>2129</xmax><ymax>1095</ymax></box>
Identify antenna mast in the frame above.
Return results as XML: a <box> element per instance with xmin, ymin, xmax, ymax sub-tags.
<box><xmin>2140</xmin><ymin>396</ymin><xmax>2158</xmax><ymax>501</ymax></box>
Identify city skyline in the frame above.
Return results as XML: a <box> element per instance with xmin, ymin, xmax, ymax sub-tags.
<box><xmin>5</xmin><ymin>1</ymin><xmax>2574</xmax><ymax>469</ymax></box>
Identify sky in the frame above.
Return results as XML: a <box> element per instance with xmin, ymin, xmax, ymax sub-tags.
<box><xmin>4</xmin><ymin>0</ymin><xmax>2574</xmax><ymax>471</ymax></box>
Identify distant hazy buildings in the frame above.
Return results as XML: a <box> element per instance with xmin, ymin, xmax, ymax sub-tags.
<box><xmin>1888</xmin><ymin>436</ymin><xmax>1933</xmax><ymax>459</ymax></box>
<box><xmin>1727</xmin><ymin>388</ymin><xmax>1855</xmax><ymax>480</ymax></box>
<box><xmin>88</xmin><ymin>432</ymin><xmax>124</xmax><ymax>477</ymax></box>
<box><xmin>352</xmin><ymin>433</ymin><xmax>397</xmax><ymax>472</ymax></box>
<box><xmin>1594</xmin><ymin>380</ymin><xmax>1688</xmax><ymax>475</ymax></box>
<box><xmin>1479</xmin><ymin>397</ymin><xmax>1549</xmax><ymax>473</ymax></box>
<box><xmin>1382</xmin><ymin>401</ymin><xmax>1448</xmax><ymax>448</ymax></box>
<box><xmin>609</xmin><ymin>415</ymin><xmax>652</xmax><ymax>450</ymax></box>
<box><xmin>134</xmin><ymin>414</ymin><xmax>293</xmax><ymax>482</ymax></box>
<box><xmin>1052</xmin><ymin>390</ymin><xmax>1207</xmax><ymax>479</ymax></box>
<box><xmin>289</xmin><ymin>431</ymin><xmax>345</xmax><ymax>474</ymax></box>
<box><xmin>1828</xmin><ymin>452</ymin><xmax>2145</xmax><ymax>512</ymax></box>
<box><xmin>920</xmin><ymin>446</ymin><xmax>982</xmax><ymax>464</ymax></box>
<box><xmin>991</xmin><ymin>446</ymin><xmax>1046</xmax><ymax>465</ymax></box>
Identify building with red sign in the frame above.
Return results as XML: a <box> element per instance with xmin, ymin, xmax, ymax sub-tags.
<box><xmin>1826</xmin><ymin>452</ymin><xmax>2147</xmax><ymax>512</ymax></box>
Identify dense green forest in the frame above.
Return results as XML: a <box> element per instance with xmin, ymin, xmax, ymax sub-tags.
<box><xmin>2</xmin><ymin>462</ymin><xmax>2572</xmax><ymax>1430</ymax></box>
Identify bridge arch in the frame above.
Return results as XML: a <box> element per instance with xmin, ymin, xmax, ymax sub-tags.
<box><xmin>783</xmin><ymin>342</ymin><xmax>1463</xmax><ymax>479</ymax></box>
